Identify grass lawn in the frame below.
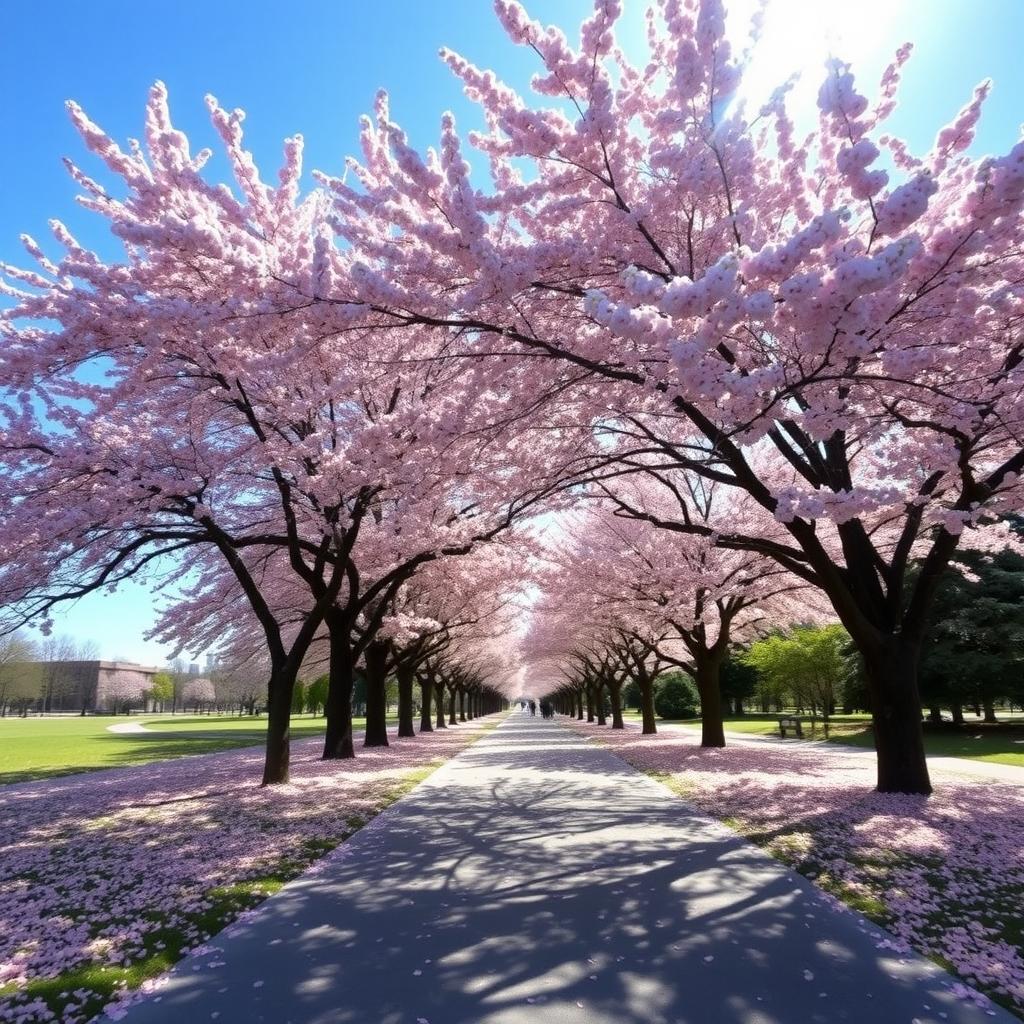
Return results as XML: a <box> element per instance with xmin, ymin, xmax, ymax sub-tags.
<box><xmin>0</xmin><ymin>713</ymin><xmax>385</xmax><ymax>785</ymax></box>
<box><xmin>621</xmin><ymin>709</ymin><xmax>1024</xmax><ymax>767</ymax></box>
<box><xmin>822</xmin><ymin>718</ymin><xmax>1024</xmax><ymax>766</ymax></box>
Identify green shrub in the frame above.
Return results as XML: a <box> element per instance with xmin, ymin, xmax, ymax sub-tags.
<box><xmin>654</xmin><ymin>673</ymin><xmax>699</xmax><ymax>719</ymax></box>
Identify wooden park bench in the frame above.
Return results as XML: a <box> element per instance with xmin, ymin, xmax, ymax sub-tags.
<box><xmin>777</xmin><ymin>715</ymin><xmax>804</xmax><ymax>738</ymax></box>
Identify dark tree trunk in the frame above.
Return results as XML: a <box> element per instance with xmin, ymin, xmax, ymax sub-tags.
<box><xmin>694</xmin><ymin>654</ymin><xmax>726</xmax><ymax>748</ymax></box>
<box><xmin>323</xmin><ymin>622</ymin><xmax>355</xmax><ymax>760</ymax></box>
<box><xmin>585</xmin><ymin>684</ymin><xmax>595</xmax><ymax>723</ymax></box>
<box><xmin>638</xmin><ymin>675</ymin><xmax>657</xmax><ymax>735</ymax></box>
<box><xmin>262</xmin><ymin>662</ymin><xmax>295</xmax><ymax>785</ymax></box>
<box><xmin>862</xmin><ymin>639</ymin><xmax>932</xmax><ymax>794</ymax></box>
<box><xmin>928</xmin><ymin>705</ymin><xmax>943</xmax><ymax>724</ymax></box>
<box><xmin>576</xmin><ymin>689</ymin><xmax>584</xmax><ymax>720</ymax></box>
<box><xmin>595</xmin><ymin>683</ymin><xmax>607</xmax><ymax>726</ymax></box>
<box><xmin>983</xmin><ymin>699</ymin><xmax>998</xmax><ymax>724</ymax></box>
<box><xmin>435</xmin><ymin>681</ymin><xmax>447</xmax><ymax>729</ymax></box>
<box><xmin>448</xmin><ymin>687</ymin><xmax>457</xmax><ymax>725</ymax></box>
<box><xmin>397</xmin><ymin>663</ymin><xmax>416</xmax><ymax>738</ymax></box>
<box><xmin>734</xmin><ymin>696</ymin><xmax>745</xmax><ymax>716</ymax></box>
<box><xmin>951</xmin><ymin>701</ymin><xmax>965</xmax><ymax>725</ymax></box>
<box><xmin>458</xmin><ymin>687</ymin><xmax>467</xmax><ymax>722</ymax></box>
<box><xmin>609</xmin><ymin>679</ymin><xmax>624</xmax><ymax>729</ymax></box>
<box><xmin>419</xmin><ymin>678</ymin><xmax>433</xmax><ymax>732</ymax></box>
<box><xmin>364</xmin><ymin>641</ymin><xmax>390</xmax><ymax>748</ymax></box>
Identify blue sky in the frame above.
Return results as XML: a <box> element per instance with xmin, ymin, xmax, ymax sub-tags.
<box><xmin>2</xmin><ymin>0</ymin><xmax>1022</xmax><ymax>664</ymax></box>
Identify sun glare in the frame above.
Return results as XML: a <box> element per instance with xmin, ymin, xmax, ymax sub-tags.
<box><xmin>729</xmin><ymin>0</ymin><xmax>907</xmax><ymax>122</ymax></box>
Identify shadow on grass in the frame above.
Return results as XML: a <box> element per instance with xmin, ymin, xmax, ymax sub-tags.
<box><xmin>827</xmin><ymin>721</ymin><xmax>1024</xmax><ymax>762</ymax></box>
<box><xmin>0</xmin><ymin>728</ymin><xmax>328</xmax><ymax>787</ymax></box>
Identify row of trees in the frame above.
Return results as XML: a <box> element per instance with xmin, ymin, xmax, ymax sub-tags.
<box><xmin>546</xmin><ymin>551</ymin><xmax>1024</xmax><ymax>735</ymax></box>
<box><xmin>2</xmin><ymin>0</ymin><xmax>1023</xmax><ymax>792</ymax></box>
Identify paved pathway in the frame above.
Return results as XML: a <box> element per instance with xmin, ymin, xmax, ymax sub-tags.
<box><xmin>106</xmin><ymin>720</ymin><xmax>154</xmax><ymax>734</ymax></box>
<box><xmin>110</xmin><ymin>714</ymin><xmax>1016</xmax><ymax>1024</ymax></box>
<box><xmin>659</xmin><ymin>721</ymin><xmax>1024</xmax><ymax>785</ymax></box>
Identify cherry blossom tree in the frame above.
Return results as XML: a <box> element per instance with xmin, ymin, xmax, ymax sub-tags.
<box><xmin>522</xmin><ymin>594</ymin><xmax>637</xmax><ymax>728</ymax></box>
<box><xmin>0</xmin><ymin>82</ymin><xmax>578</xmax><ymax>785</ymax></box>
<box><xmin>6</xmin><ymin>0</ymin><xmax>1022</xmax><ymax>796</ymax></box>
<box><xmin>372</xmin><ymin>543</ymin><xmax>528</xmax><ymax>737</ymax></box>
<box><xmin>567</xmin><ymin>477</ymin><xmax>822</xmax><ymax>743</ymax></box>
<box><xmin>178</xmin><ymin>675</ymin><xmax>216</xmax><ymax>713</ymax></box>
<box><xmin>315</xmin><ymin>1</ymin><xmax>1024</xmax><ymax>793</ymax></box>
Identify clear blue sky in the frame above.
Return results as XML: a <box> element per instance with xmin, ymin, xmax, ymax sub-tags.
<box><xmin>2</xmin><ymin>0</ymin><xmax>1022</xmax><ymax>664</ymax></box>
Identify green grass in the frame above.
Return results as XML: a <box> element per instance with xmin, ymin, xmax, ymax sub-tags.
<box><xmin>0</xmin><ymin>713</ymin><xmax>387</xmax><ymax>785</ymax></box>
<box><xmin>622</xmin><ymin>709</ymin><xmax>873</xmax><ymax>736</ymax></box>
<box><xmin>622</xmin><ymin>709</ymin><xmax>1024</xmax><ymax>767</ymax></box>
<box><xmin>824</xmin><ymin>720</ymin><xmax>1024</xmax><ymax>767</ymax></box>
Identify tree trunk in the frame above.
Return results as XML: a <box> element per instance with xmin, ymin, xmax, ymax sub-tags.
<box><xmin>694</xmin><ymin>654</ymin><xmax>726</xmax><ymax>748</ymax></box>
<box><xmin>458</xmin><ymin>687</ymin><xmax>467</xmax><ymax>722</ymax></box>
<box><xmin>419</xmin><ymin>678</ymin><xmax>433</xmax><ymax>732</ymax></box>
<box><xmin>609</xmin><ymin>679</ymin><xmax>624</xmax><ymax>729</ymax></box>
<box><xmin>927</xmin><ymin>705</ymin><xmax>943</xmax><ymax>724</ymax></box>
<box><xmin>323</xmin><ymin>622</ymin><xmax>356</xmax><ymax>760</ymax></box>
<box><xmin>983</xmin><ymin>699</ymin><xmax>998</xmax><ymax>724</ymax></box>
<box><xmin>862</xmin><ymin>640</ymin><xmax>932</xmax><ymax>794</ymax></box>
<box><xmin>951</xmin><ymin>701</ymin><xmax>965</xmax><ymax>725</ymax></box>
<box><xmin>576</xmin><ymin>689</ymin><xmax>583</xmax><ymax>720</ymax></box>
<box><xmin>262</xmin><ymin>662</ymin><xmax>295</xmax><ymax>785</ymax></box>
<box><xmin>595</xmin><ymin>683</ymin><xmax>607</xmax><ymax>726</ymax></box>
<box><xmin>435</xmin><ymin>681</ymin><xmax>447</xmax><ymax>729</ymax></box>
<box><xmin>397</xmin><ymin>663</ymin><xmax>416</xmax><ymax>738</ymax></box>
<box><xmin>585</xmin><ymin>684</ymin><xmax>595</xmax><ymax>723</ymax></box>
<box><xmin>448</xmin><ymin>688</ymin><xmax>458</xmax><ymax>726</ymax></box>
<box><xmin>364</xmin><ymin>641</ymin><xmax>390</xmax><ymax>748</ymax></box>
<box><xmin>638</xmin><ymin>675</ymin><xmax>657</xmax><ymax>735</ymax></box>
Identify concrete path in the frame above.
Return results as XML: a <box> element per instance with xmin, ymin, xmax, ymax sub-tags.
<box><xmin>110</xmin><ymin>714</ymin><xmax>1016</xmax><ymax>1024</ymax></box>
<box><xmin>658</xmin><ymin>721</ymin><xmax>1024</xmax><ymax>786</ymax></box>
<box><xmin>106</xmin><ymin>720</ymin><xmax>154</xmax><ymax>734</ymax></box>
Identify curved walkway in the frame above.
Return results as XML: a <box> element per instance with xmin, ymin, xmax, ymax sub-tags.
<box><xmin>108</xmin><ymin>714</ymin><xmax>1015</xmax><ymax>1024</ymax></box>
<box><xmin>661</xmin><ymin>721</ymin><xmax>1024</xmax><ymax>786</ymax></box>
<box><xmin>105</xmin><ymin>720</ymin><xmax>155</xmax><ymax>734</ymax></box>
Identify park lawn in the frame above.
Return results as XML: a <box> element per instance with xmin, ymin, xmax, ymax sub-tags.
<box><xmin>824</xmin><ymin>719</ymin><xmax>1024</xmax><ymax>767</ymax></box>
<box><xmin>0</xmin><ymin>713</ymin><xmax>377</xmax><ymax>785</ymax></box>
<box><xmin>623</xmin><ymin>709</ymin><xmax>872</xmax><ymax>736</ymax></box>
<box><xmin>622</xmin><ymin>709</ymin><xmax>1024</xmax><ymax>767</ymax></box>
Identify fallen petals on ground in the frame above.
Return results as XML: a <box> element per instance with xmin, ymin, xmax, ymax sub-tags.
<box><xmin>0</xmin><ymin>721</ymin><xmax>494</xmax><ymax>1023</ymax></box>
<box><xmin>569</xmin><ymin>720</ymin><xmax>1024</xmax><ymax>1018</ymax></box>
